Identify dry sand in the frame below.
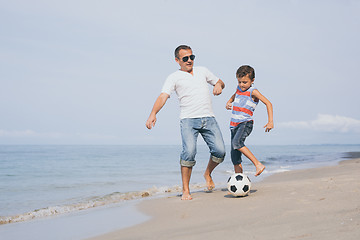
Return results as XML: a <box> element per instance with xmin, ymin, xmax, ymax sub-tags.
<box><xmin>89</xmin><ymin>159</ymin><xmax>360</xmax><ymax>240</ymax></box>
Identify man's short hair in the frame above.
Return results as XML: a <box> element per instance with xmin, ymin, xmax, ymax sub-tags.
<box><xmin>175</xmin><ymin>45</ymin><xmax>192</xmax><ymax>59</ymax></box>
<box><xmin>236</xmin><ymin>65</ymin><xmax>255</xmax><ymax>80</ymax></box>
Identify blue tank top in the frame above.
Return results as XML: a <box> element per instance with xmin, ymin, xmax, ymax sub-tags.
<box><xmin>230</xmin><ymin>86</ymin><xmax>258</xmax><ymax>128</ymax></box>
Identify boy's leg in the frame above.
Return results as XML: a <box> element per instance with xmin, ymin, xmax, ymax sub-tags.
<box><xmin>231</xmin><ymin>148</ymin><xmax>243</xmax><ymax>173</ymax></box>
<box><xmin>234</xmin><ymin>163</ymin><xmax>243</xmax><ymax>173</ymax></box>
<box><xmin>231</xmin><ymin>125</ymin><xmax>243</xmax><ymax>173</ymax></box>
<box><xmin>238</xmin><ymin>146</ymin><xmax>265</xmax><ymax>176</ymax></box>
<box><xmin>181</xmin><ymin>166</ymin><xmax>193</xmax><ymax>200</ymax></box>
<box><xmin>232</xmin><ymin>121</ymin><xmax>264</xmax><ymax>176</ymax></box>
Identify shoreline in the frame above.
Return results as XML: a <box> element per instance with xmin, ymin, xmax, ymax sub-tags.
<box><xmin>1</xmin><ymin>145</ymin><xmax>356</xmax><ymax>226</ymax></box>
<box><xmin>88</xmin><ymin>158</ymin><xmax>360</xmax><ymax>240</ymax></box>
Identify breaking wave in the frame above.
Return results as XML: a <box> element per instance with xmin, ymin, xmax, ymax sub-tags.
<box><xmin>0</xmin><ymin>183</ymin><xmax>209</xmax><ymax>225</ymax></box>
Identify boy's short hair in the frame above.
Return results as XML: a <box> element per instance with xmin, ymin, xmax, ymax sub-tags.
<box><xmin>175</xmin><ymin>45</ymin><xmax>192</xmax><ymax>59</ymax></box>
<box><xmin>236</xmin><ymin>65</ymin><xmax>255</xmax><ymax>80</ymax></box>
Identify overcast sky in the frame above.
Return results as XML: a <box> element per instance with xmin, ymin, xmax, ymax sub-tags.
<box><xmin>1</xmin><ymin>0</ymin><xmax>360</xmax><ymax>145</ymax></box>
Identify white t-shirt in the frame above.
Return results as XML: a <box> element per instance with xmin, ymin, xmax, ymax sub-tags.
<box><xmin>161</xmin><ymin>66</ymin><xmax>219</xmax><ymax>119</ymax></box>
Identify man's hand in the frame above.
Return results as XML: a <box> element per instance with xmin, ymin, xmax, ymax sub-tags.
<box><xmin>146</xmin><ymin>113</ymin><xmax>157</xmax><ymax>129</ymax></box>
<box><xmin>213</xmin><ymin>79</ymin><xmax>225</xmax><ymax>96</ymax></box>
<box><xmin>145</xmin><ymin>93</ymin><xmax>169</xmax><ymax>130</ymax></box>
<box><xmin>213</xmin><ymin>84</ymin><xmax>222</xmax><ymax>95</ymax></box>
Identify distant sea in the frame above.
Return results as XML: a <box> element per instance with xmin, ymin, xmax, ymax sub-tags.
<box><xmin>0</xmin><ymin>144</ymin><xmax>359</xmax><ymax>225</ymax></box>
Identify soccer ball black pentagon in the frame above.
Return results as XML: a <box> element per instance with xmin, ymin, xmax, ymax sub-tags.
<box><xmin>227</xmin><ymin>173</ymin><xmax>251</xmax><ymax>197</ymax></box>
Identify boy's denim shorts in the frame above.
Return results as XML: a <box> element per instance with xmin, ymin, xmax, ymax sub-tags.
<box><xmin>180</xmin><ymin>117</ymin><xmax>226</xmax><ymax>167</ymax></box>
<box><xmin>230</xmin><ymin>120</ymin><xmax>253</xmax><ymax>165</ymax></box>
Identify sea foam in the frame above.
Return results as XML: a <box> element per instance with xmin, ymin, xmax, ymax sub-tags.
<box><xmin>0</xmin><ymin>183</ymin><xmax>208</xmax><ymax>224</ymax></box>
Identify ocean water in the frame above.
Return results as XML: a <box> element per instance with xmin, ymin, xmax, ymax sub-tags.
<box><xmin>0</xmin><ymin>144</ymin><xmax>359</xmax><ymax>225</ymax></box>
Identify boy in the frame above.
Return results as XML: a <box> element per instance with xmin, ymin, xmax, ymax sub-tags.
<box><xmin>226</xmin><ymin>65</ymin><xmax>273</xmax><ymax>176</ymax></box>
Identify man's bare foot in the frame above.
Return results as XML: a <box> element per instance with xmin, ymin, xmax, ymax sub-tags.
<box><xmin>255</xmin><ymin>164</ymin><xmax>265</xmax><ymax>176</ymax></box>
<box><xmin>181</xmin><ymin>192</ymin><xmax>192</xmax><ymax>200</ymax></box>
<box><xmin>204</xmin><ymin>174</ymin><xmax>215</xmax><ymax>191</ymax></box>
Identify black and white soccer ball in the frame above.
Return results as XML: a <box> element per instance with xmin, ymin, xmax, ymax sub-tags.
<box><xmin>227</xmin><ymin>173</ymin><xmax>251</xmax><ymax>197</ymax></box>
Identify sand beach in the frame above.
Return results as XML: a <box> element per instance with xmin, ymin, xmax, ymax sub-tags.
<box><xmin>88</xmin><ymin>158</ymin><xmax>360</xmax><ymax>240</ymax></box>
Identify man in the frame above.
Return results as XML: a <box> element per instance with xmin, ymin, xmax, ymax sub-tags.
<box><xmin>145</xmin><ymin>45</ymin><xmax>226</xmax><ymax>200</ymax></box>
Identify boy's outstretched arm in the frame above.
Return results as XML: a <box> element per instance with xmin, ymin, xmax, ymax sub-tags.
<box><xmin>252</xmin><ymin>89</ymin><xmax>273</xmax><ymax>132</ymax></box>
<box><xmin>226</xmin><ymin>93</ymin><xmax>236</xmax><ymax>110</ymax></box>
<box><xmin>145</xmin><ymin>93</ymin><xmax>170</xmax><ymax>129</ymax></box>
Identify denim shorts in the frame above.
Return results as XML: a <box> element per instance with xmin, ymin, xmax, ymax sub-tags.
<box><xmin>230</xmin><ymin>121</ymin><xmax>253</xmax><ymax>165</ymax></box>
<box><xmin>180</xmin><ymin>117</ymin><xmax>226</xmax><ymax>167</ymax></box>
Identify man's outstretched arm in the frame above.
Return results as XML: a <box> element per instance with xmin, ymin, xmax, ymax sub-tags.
<box><xmin>145</xmin><ymin>93</ymin><xmax>170</xmax><ymax>129</ymax></box>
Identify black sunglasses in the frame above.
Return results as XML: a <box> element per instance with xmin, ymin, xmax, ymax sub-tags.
<box><xmin>181</xmin><ymin>55</ymin><xmax>195</xmax><ymax>62</ymax></box>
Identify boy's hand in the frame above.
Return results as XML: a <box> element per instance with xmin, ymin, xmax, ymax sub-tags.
<box><xmin>226</xmin><ymin>101</ymin><xmax>232</xmax><ymax>110</ymax></box>
<box><xmin>264</xmin><ymin>122</ymin><xmax>274</xmax><ymax>132</ymax></box>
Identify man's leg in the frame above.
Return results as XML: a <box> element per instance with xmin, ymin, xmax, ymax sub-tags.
<box><xmin>179</xmin><ymin>118</ymin><xmax>199</xmax><ymax>200</ymax></box>
<box><xmin>181</xmin><ymin>166</ymin><xmax>193</xmax><ymax>200</ymax></box>
<box><xmin>204</xmin><ymin>158</ymin><xmax>219</xmax><ymax>191</ymax></box>
<box><xmin>201</xmin><ymin>117</ymin><xmax>226</xmax><ymax>191</ymax></box>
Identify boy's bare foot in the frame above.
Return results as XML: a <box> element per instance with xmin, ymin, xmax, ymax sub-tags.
<box><xmin>204</xmin><ymin>174</ymin><xmax>215</xmax><ymax>191</ymax></box>
<box><xmin>181</xmin><ymin>192</ymin><xmax>192</xmax><ymax>200</ymax></box>
<box><xmin>255</xmin><ymin>164</ymin><xmax>265</xmax><ymax>176</ymax></box>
